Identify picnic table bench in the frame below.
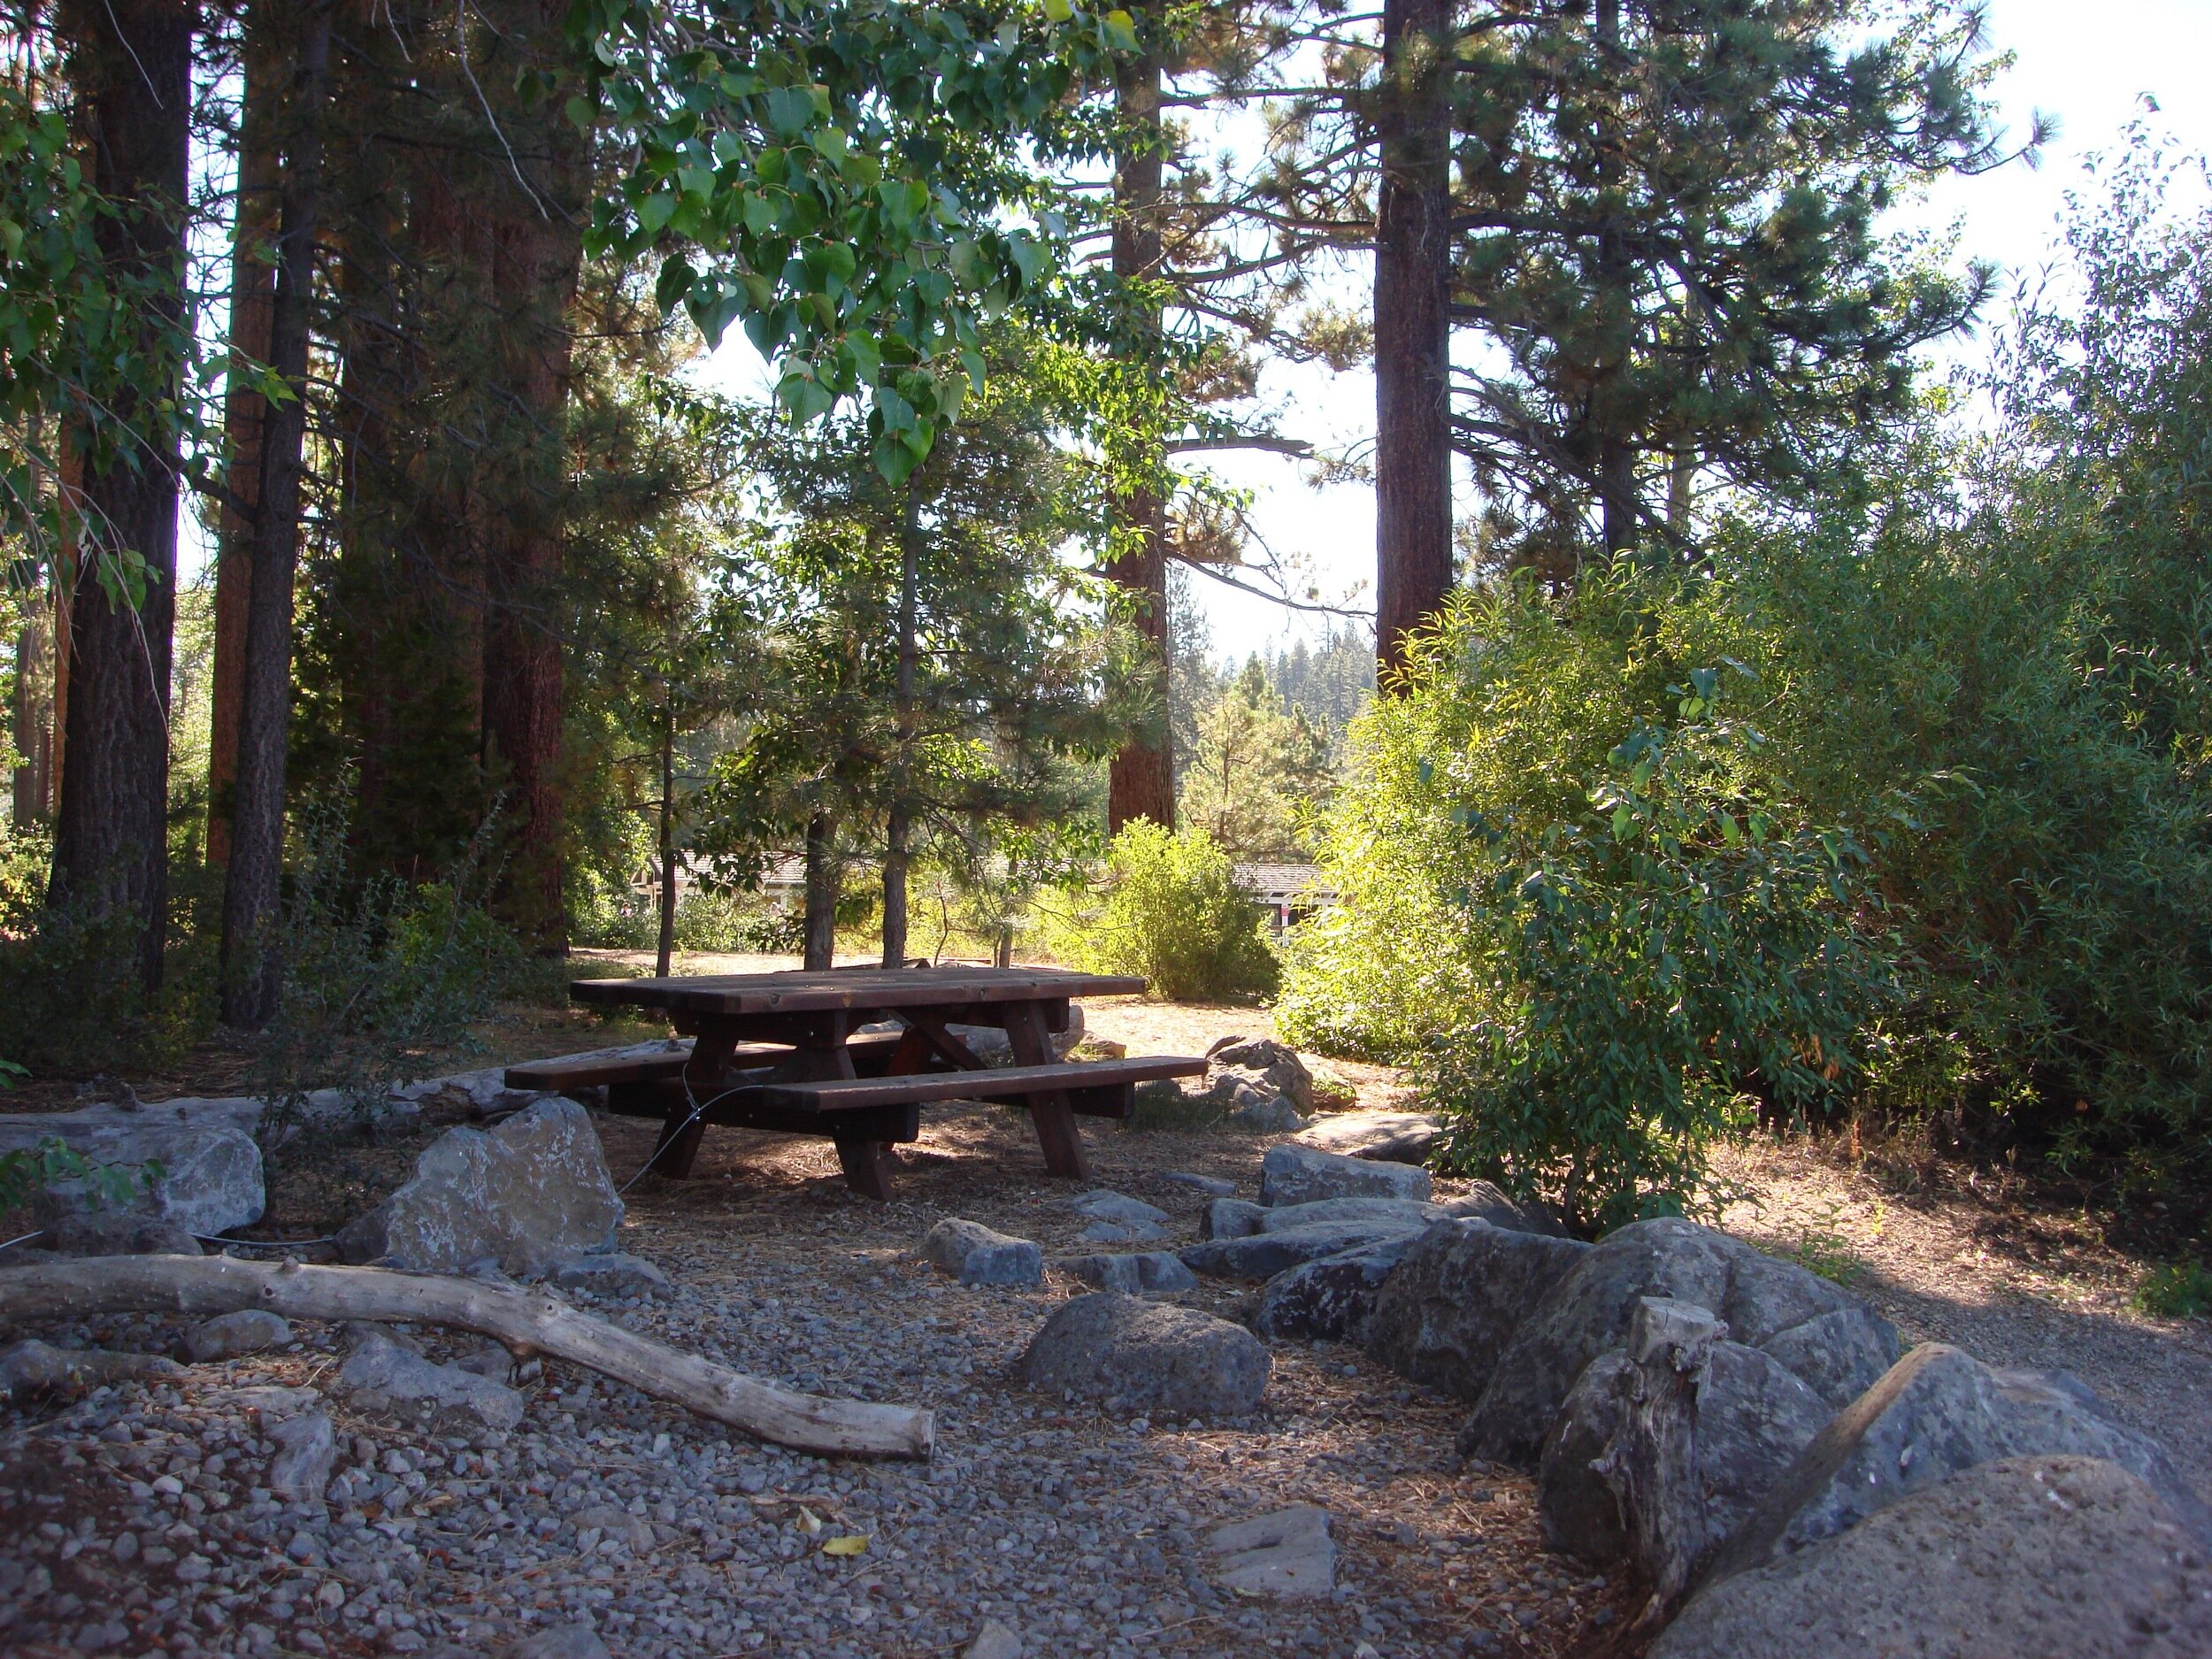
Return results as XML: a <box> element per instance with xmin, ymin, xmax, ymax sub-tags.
<box><xmin>543</xmin><ymin>965</ymin><xmax>1204</xmax><ymax>1200</ymax></box>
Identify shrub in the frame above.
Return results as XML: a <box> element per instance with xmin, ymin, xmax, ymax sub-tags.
<box><xmin>1052</xmin><ymin>821</ymin><xmax>1279</xmax><ymax>1002</ymax></box>
<box><xmin>2133</xmin><ymin>1261</ymin><xmax>2212</xmax><ymax>1319</ymax></box>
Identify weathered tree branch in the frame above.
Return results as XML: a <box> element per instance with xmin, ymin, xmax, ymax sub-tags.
<box><xmin>0</xmin><ymin>1255</ymin><xmax>933</xmax><ymax>1460</ymax></box>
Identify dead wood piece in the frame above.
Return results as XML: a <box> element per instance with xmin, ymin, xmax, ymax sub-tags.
<box><xmin>0</xmin><ymin>1255</ymin><xmax>933</xmax><ymax>1459</ymax></box>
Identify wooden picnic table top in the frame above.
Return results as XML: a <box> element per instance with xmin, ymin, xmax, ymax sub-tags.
<box><xmin>569</xmin><ymin>964</ymin><xmax>1146</xmax><ymax>1019</ymax></box>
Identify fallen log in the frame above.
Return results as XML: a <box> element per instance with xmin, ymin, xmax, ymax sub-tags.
<box><xmin>0</xmin><ymin>1254</ymin><xmax>933</xmax><ymax>1460</ymax></box>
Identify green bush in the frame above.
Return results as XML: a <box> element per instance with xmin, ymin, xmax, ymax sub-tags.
<box><xmin>2133</xmin><ymin>1261</ymin><xmax>2212</xmax><ymax>1319</ymax></box>
<box><xmin>1053</xmin><ymin>821</ymin><xmax>1279</xmax><ymax>1002</ymax></box>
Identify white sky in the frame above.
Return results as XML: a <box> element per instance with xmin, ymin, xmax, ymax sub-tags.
<box><xmin>1154</xmin><ymin>0</ymin><xmax>2212</xmax><ymax>659</ymax></box>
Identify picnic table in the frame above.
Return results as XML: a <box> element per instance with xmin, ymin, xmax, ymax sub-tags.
<box><xmin>525</xmin><ymin>965</ymin><xmax>1206</xmax><ymax>1200</ymax></box>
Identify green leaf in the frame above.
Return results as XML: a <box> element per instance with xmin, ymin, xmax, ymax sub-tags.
<box><xmin>1042</xmin><ymin>0</ymin><xmax>1073</xmax><ymax>19</ymax></box>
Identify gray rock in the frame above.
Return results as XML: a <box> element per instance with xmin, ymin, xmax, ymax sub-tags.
<box><xmin>572</xmin><ymin>1503</ymin><xmax>657</xmax><ymax>1555</ymax></box>
<box><xmin>1436</xmin><ymin>1182</ymin><xmax>1566</xmax><ymax>1237</ymax></box>
<box><xmin>1056</xmin><ymin>1252</ymin><xmax>1199</xmax><ymax>1294</ymax></box>
<box><xmin>962</xmin><ymin>1618</ymin><xmax>1024</xmax><ymax>1659</ymax></box>
<box><xmin>1704</xmin><ymin>1341</ymin><xmax>2212</xmax><ymax>1590</ymax></box>
<box><xmin>1223</xmin><ymin>1087</ymin><xmax>1308</xmax><ymax>1133</ymax></box>
<box><xmin>923</xmin><ymin>1218</ymin><xmax>1044</xmax><ymax>1287</ymax></box>
<box><xmin>338</xmin><ymin>1328</ymin><xmax>524</xmax><ymax>1434</ymax></box>
<box><xmin>1459</xmin><ymin>1217</ymin><xmax>1896</xmax><ymax>1469</ymax></box>
<box><xmin>1182</xmin><ymin>1217</ymin><xmax>1431</xmax><ymax>1282</ymax></box>
<box><xmin>944</xmin><ymin>1008</ymin><xmax>1083</xmax><ymax>1067</ymax></box>
<box><xmin>1260</xmin><ymin>1142</ymin><xmax>1433</xmax><ymax>1207</ymax></box>
<box><xmin>1753</xmin><ymin>1305</ymin><xmax>1901</xmax><ymax>1409</ymax></box>
<box><xmin>1071</xmin><ymin>1189</ymin><xmax>1171</xmax><ymax>1225</ymax></box>
<box><xmin>1202</xmin><ymin>1197</ymin><xmax>1267</xmax><ymax>1240</ymax></box>
<box><xmin>43</xmin><ymin>1211</ymin><xmax>204</xmax><ymax>1256</ymax></box>
<box><xmin>1164</xmin><ymin>1171</ymin><xmax>1237</xmax><ymax>1196</ymax></box>
<box><xmin>335</xmin><ymin>1099</ymin><xmax>622</xmax><ymax>1279</ymax></box>
<box><xmin>1250</xmin><ymin>1236</ymin><xmax>1418</xmax><ymax>1342</ymax></box>
<box><xmin>0</xmin><ymin>1100</ymin><xmax>265</xmax><ymax>1235</ymax></box>
<box><xmin>1294</xmin><ymin>1110</ymin><xmax>1440</xmax><ymax>1165</ymax></box>
<box><xmin>1365</xmin><ymin>1218</ymin><xmax>1592</xmax><ymax>1397</ymax></box>
<box><xmin>501</xmin><ymin>1624</ymin><xmax>612</xmax><ymax>1659</ymax></box>
<box><xmin>1079</xmin><ymin>1217</ymin><xmax>1170</xmax><ymax>1244</ymax></box>
<box><xmin>1538</xmin><ymin>1350</ymin><xmax>1637</xmax><ymax>1565</ymax></box>
<box><xmin>266</xmin><ymin>1409</ymin><xmax>338</xmax><ymax>1502</ymax></box>
<box><xmin>1209</xmin><ymin>1038</ymin><xmax>1315</xmax><ymax>1114</ymax></box>
<box><xmin>550</xmin><ymin>1252</ymin><xmax>674</xmax><ymax>1300</ymax></box>
<box><xmin>1018</xmin><ymin>1293</ymin><xmax>1271</xmax><ymax>1417</ymax></box>
<box><xmin>0</xmin><ymin>1340</ymin><xmax>181</xmax><ymax>1401</ymax></box>
<box><xmin>1207</xmin><ymin>1505</ymin><xmax>1334</xmax><ymax>1597</ymax></box>
<box><xmin>1652</xmin><ymin>1455</ymin><xmax>2212</xmax><ymax>1659</ymax></box>
<box><xmin>1605</xmin><ymin>1299</ymin><xmax>1835</xmax><ymax>1610</ymax></box>
<box><xmin>1257</xmin><ymin>1195</ymin><xmax>1440</xmax><ymax>1233</ymax></box>
<box><xmin>184</xmin><ymin>1310</ymin><xmax>291</xmax><ymax>1363</ymax></box>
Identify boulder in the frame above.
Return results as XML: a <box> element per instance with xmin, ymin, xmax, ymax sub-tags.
<box><xmin>1703</xmin><ymin>1341</ymin><xmax>2212</xmax><ymax>1589</ymax></box>
<box><xmin>1365</xmin><ymin>1219</ymin><xmax>1591</xmax><ymax>1397</ymax></box>
<box><xmin>1223</xmin><ymin>1088</ymin><xmax>1307</xmax><ymax>1133</ymax></box>
<box><xmin>1437</xmin><ymin>1182</ymin><xmax>1567</xmax><ymax>1237</ymax></box>
<box><xmin>184</xmin><ymin>1310</ymin><xmax>292</xmax><ymax>1363</ymax></box>
<box><xmin>0</xmin><ymin>1100</ymin><xmax>265</xmax><ymax>1235</ymax></box>
<box><xmin>1076</xmin><ymin>1193</ymin><xmax>1171</xmax><ymax>1243</ymax></box>
<box><xmin>338</xmin><ymin>1328</ymin><xmax>524</xmax><ymax>1435</ymax></box>
<box><xmin>1600</xmin><ymin>1299</ymin><xmax>1834</xmax><ymax>1609</ymax></box>
<box><xmin>1018</xmin><ymin>1293</ymin><xmax>1271</xmax><ymax>1417</ymax></box>
<box><xmin>962</xmin><ymin>1620</ymin><xmax>1022</xmax><ymax>1659</ymax></box>
<box><xmin>266</xmin><ymin>1409</ymin><xmax>339</xmax><ymax>1502</ymax></box>
<box><xmin>1206</xmin><ymin>1505</ymin><xmax>1335</xmax><ymax>1598</ymax></box>
<box><xmin>1537</xmin><ymin>1351</ymin><xmax>1637</xmax><ymax>1565</ymax></box>
<box><xmin>923</xmin><ymin>1218</ymin><xmax>1043</xmax><ymax>1287</ymax></box>
<box><xmin>44</xmin><ymin>1212</ymin><xmax>204</xmax><ymax>1256</ymax></box>
<box><xmin>1651</xmin><ymin>1455</ymin><xmax>2212</xmax><ymax>1659</ymax></box>
<box><xmin>0</xmin><ymin>1340</ymin><xmax>180</xmax><ymax>1402</ymax></box>
<box><xmin>1056</xmin><ymin>1251</ymin><xmax>1199</xmax><ymax>1294</ymax></box>
<box><xmin>1207</xmin><ymin>1039</ymin><xmax>1315</xmax><ymax>1117</ymax></box>
<box><xmin>1250</xmin><ymin>1236</ymin><xmax>1418</xmax><ymax>1342</ymax></box>
<box><xmin>1164</xmin><ymin>1171</ymin><xmax>1237</xmax><ymax>1197</ymax></box>
<box><xmin>944</xmin><ymin>1006</ymin><xmax>1084</xmax><ymax>1067</ymax></box>
<box><xmin>1256</xmin><ymin>1195</ymin><xmax>1440</xmax><ymax>1233</ymax></box>
<box><xmin>1260</xmin><ymin>1143</ymin><xmax>1432</xmax><ymax>1208</ymax></box>
<box><xmin>1294</xmin><ymin>1110</ymin><xmax>1440</xmax><ymax>1165</ymax></box>
<box><xmin>1182</xmin><ymin>1217</ymin><xmax>1431</xmax><ymax>1282</ymax></box>
<box><xmin>334</xmin><ymin>1099</ymin><xmax>622</xmax><ymax>1279</ymax></box>
<box><xmin>1202</xmin><ymin>1197</ymin><xmax>1267</xmax><ymax>1240</ymax></box>
<box><xmin>550</xmin><ymin>1252</ymin><xmax>674</xmax><ymax>1301</ymax></box>
<box><xmin>1458</xmin><ymin>1217</ymin><xmax>1897</xmax><ymax>1469</ymax></box>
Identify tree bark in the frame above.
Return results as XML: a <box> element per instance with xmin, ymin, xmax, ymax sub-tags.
<box><xmin>206</xmin><ymin>27</ymin><xmax>281</xmax><ymax>867</ymax></box>
<box><xmin>1373</xmin><ymin>0</ymin><xmax>1456</xmax><ymax>685</ymax></box>
<box><xmin>656</xmin><ymin>701</ymin><xmax>676</xmax><ymax>978</ymax></box>
<box><xmin>0</xmin><ymin>1255</ymin><xmax>934</xmax><ymax>1458</ymax></box>
<box><xmin>1593</xmin><ymin>0</ymin><xmax>1638</xmax><ymax>558</ymax></box>
<box><xmin>1105</xmin><ymin>31</ymin><xmax>1175</xmax><ymax>831</ymax></box>
<box><xmin>10</xmin><ymin>589</ymin><xmax>56</xmax><ymax>831</ymax></box>
<box><xmin>49</xmin><ymin>0</ymin><xmax>192</xmax><ymax>996</ymax></box>
<box><xmin>219</xmin><ymin>4</ymin><xmax>333</xmax><ymax>1029</ymax></box>
<box><xmin>881</xmin><ymin>490</ymin><xmax>919</xmax><ymax>966</ymax></box>
<box><xmin>477</xmin><ymin>0</ymin><xmax>586</xmax><ymax>955</ymax></box>
<box><xmin>803</xmin><ymin>811</ymin><xmax>838</xmax><ymax>971</ymax></box>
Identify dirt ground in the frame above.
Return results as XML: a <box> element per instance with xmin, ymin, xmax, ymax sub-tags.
<box><xmin>5</xmin><ymin>949</ymin><xmax>2209</xmax><ymax>1659</ymax></box>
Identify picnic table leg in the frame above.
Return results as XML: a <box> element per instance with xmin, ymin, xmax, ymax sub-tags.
<box><xmin>1000</xmin><ymin>1002</ymin><xmax>1090</xmax><ymax>1181</ymax></box>
<box><xmin>831</xmin><ymin>1133</ymin><xmax>897</xmax><ymax>1202</ymax></box>
<box><xmin>649</xmin><ymin>1032</ymin><xmax>737</xmax><ymax>1179</ymax></box>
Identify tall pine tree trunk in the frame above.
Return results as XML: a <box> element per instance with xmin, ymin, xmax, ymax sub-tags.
<box><xmin>1105</xmin><ymin>30</ymin><xmax>1174</xmax><ymax>831</ymax></box>
<box><xmin>220</xmin><ymin>4</ymin><xmax>332</xmax><ymax>1029</ymax></box>
<box><xmin>477</xmin><ymin>0</ymin><xmax>584</xmax><ymax>954</ymax></box>
<box><xmin>655</xmin><ymin>703</ymin><xmax>676</xmax><ymax>979</ymax></box>
<box><xmin>206</xmin><ymin>27</ymin><xmax>280</xmax><ymax>866</ymax></box>
<box><xmin>1373</xmin><ymin>0</ymin><xmax>1455</xmax><ymax>684</ymax></box>
<box><xmin>11</xmin><ymin>589</ymin><xmax>56</xmax><ymax>830</ymax></box>
<box><xmin>50</xmin><ymin>0</ymin><xmax>192</xmax><ymax>996</ymax></box>
<box><xmin>881</xmin><ymin>491</ymin><xmax>919</xmax><ymax>966</ymax></box>
<box><xmin>1593</xmin><ymin>0</ymin><xmax>1637</xmax><ymax>557</ymax></box>
<box><xmin>803</xmin><ymin>812</ymin><xmax>838</xmax><ymax>971</ymax></box>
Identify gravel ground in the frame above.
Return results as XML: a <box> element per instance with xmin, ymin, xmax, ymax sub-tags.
<box><xmin>0</xmin><ymin>1099</ymin><xmax>1633</xmax><ymax>1659</ymax></box>
<box><xmin>7</xmin><ymin>980</ymin><xmax>2206</xmax><ymax>1658</ymax></box>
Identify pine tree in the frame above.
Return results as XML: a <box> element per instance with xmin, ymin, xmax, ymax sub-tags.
<box><xmin>1448</xmin><ymin>0</ymin><xmax>2018</xmax><ymax>566</ymax></box>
